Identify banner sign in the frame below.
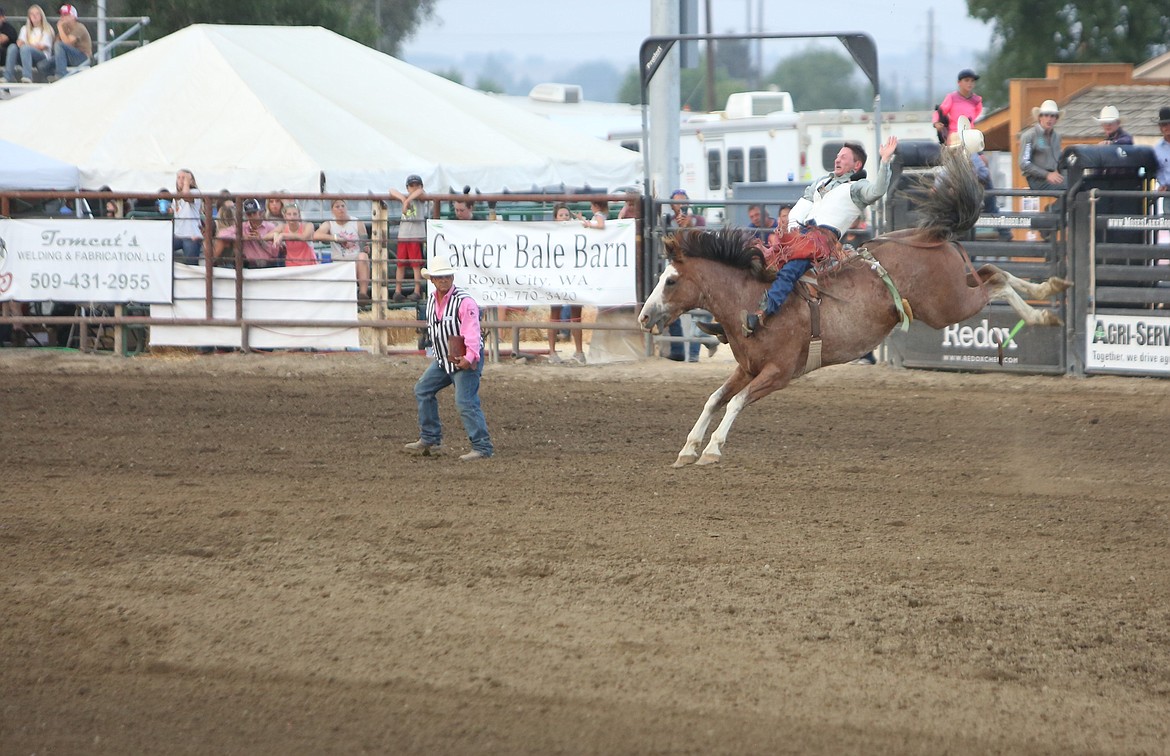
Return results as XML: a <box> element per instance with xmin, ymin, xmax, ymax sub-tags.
<box><xmin>0</xmin><ymin>219</ymin><xmax>173</xmax><ymax>304</ymax></box>
<box><xmin>1085</xmin><ymin>313</ymin><xmax>1170</xmax><ymax>374</ymax></box>
<box><xmin>887</xmin><ymin>308</ymin><xmax>1065</xmax><ymax>374</ymax></box>
<box><xmin>149</xmin><ymin>263</ymin><xmax>359</xmax><ymax>349</ymax></box>
<box><xmin>425</xmin><ymin>219</ymin><xmax>637</xmax><ymax>306</ymax></box>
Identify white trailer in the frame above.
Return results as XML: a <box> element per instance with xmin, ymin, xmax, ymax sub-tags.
<box><xmin>798</xmin><ymin>108</ymin><xmax>938</xmax><ymax>179</ymax></box>
<box><xmin>607</xmin><ymin>92</ymin><xmax>937</xmax><ymax>223</ymax></box>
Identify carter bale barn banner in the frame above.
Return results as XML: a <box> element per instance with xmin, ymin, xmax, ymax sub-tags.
<box><xmin>426</xmin><ymin>220</ymin><xmax>637</xmax><ymax>307</ymax></box>
<box><xmin>149</xmin><ymin>263</ymin><xmax>360</xmax><ymax>350</ymax></box>
<box><xmin>0</xmin><ymin>219</ymin><xmax>172</xmax><ymax>304</ymax></box>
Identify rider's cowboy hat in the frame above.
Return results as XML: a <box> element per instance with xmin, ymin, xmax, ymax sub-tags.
<box><xmin>421</xmin><ymin>261</ymin><xmax>456</xmax><ymax>279</ymax></box>
<box><xmin>947</xmin><ymin>116</ymin><xmax>985</xmax><ymax>154</ymax></box>
<box><xmin>1093</xmin><ymin>105</ymin><xmax>1121</xmax><ymax>123</ymax></box>
<box><xmin>1037</xmin><ymin>99</ymin><xmax>1060</xmax><ymax>116</ymax></box>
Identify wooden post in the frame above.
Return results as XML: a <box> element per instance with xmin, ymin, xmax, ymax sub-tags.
<box><xmin>371</xmin><ymin>198</ymin><xmax>389</xmax><ymax>355</ymax></box>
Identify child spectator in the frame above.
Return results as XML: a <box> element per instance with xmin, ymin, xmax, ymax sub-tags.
<box><xmin>548</xmin><ymin>202</ymin><xmax>586</xmax><ymax>364</ymax></box>
<box><xmin>267</xmin><ymin>202</ymin><xmax>317</xmax><ymax>266</ymax></box>
<box><xmin>390</xmin><ymin>174</ymin><xmax>426</xmax><ymax>301</ymax></box>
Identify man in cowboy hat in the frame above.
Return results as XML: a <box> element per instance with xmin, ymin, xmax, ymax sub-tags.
<box><xmin>1020</xmin><ymin>99</ymin><xmax>1065</xmax><ymax>192</ymax></box>
<box><xmin>1155</xmin><ymin>107</ymin><xmax>1170</xmax><ymax>192</ymax></box>
<box><xmin>404</xmin><ymin>260</ymin><xmax>494</xmax><ymax>461</ymax></box>
<box><xmin>1094</xmin><ymin>105</ymin><xmax>1132</xmax><ymax>146</ymax></box>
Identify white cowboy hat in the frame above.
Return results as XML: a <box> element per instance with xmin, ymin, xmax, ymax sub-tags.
<box><xmin>1093</xmin><ymin>105</ymin><xmax>1120</xmax><ymax>123</ymax></box>
<box><xmin>947</xmin><ymin>115</ymin><xmax>985</xmax><ymax>154</ymax></box>
<box><xmin>421</xmin><ymin>260</ymin><xmax>456</xmax><ymax>279</ymax></box>
<box><xmin>1038</xmin><ymin>99</ymin><xmax>1060</xmax><ymax>116</ymax></box>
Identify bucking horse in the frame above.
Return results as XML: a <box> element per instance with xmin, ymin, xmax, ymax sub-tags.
<box><xmin>638</xmin><ymin>147</ymin><xmax>1071</xmax><ymax>467</ymax></box>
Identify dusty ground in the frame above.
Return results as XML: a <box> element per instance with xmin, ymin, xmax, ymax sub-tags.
<box><xmin>1</xmin><ymin>350</ymin><xmax>1168</xmax><ymax>755</ymax></box>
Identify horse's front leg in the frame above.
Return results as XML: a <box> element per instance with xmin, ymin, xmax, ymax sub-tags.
<box><xmin>674</xmin><ymin>368</ymin><xmax>751</xmax><ymax>467</ymax></box>
<box><xmin>698</xmin><ymin>366</ymin><xmax>791</xmax><ymax>465</ymax></box>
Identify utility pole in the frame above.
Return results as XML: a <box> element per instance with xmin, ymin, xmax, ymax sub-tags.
<box><xmin>97</xmin><ymin>0</ymin><xmax>108</xmax><ymax>62</ymax></box>
<box><xmin>704</xmin><ymin>0</ymin><xmax>716</xmax><ymax>112</ymax></box>
<box><xmin>926</xmin><ymin>8</ymin><xmax>935</xmax><ymax>105</ymax></box>
<box><xmin>648</xmin><ymin>0</ymin><xmax>680</xmax><ymax>202</ymax></box>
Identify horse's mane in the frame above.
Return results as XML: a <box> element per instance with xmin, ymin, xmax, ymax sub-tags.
<box><xmin>663</xmin><ymin>228</ymin><xmax>775</xmax><ymax>283</ymax></box>
<box><xmin>904</xmin><ymin>147</ymin><xmax>985</xmax><ymax>241</ymax></box>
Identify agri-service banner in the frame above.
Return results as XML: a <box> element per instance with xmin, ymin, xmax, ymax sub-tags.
<box><xmin>0</xmin><ymin>218</ymin><xmax>173</xmax><ymax>304</ymax></box>
<box><xmin>425</xmin><ymin>219</ymin><xmax>637</xmax><ymax>307</ymax></box>
<box><xmin>1085</xmin><ymin>313</ymin><xmax>1170</xmax><ymax>375</ymax></box>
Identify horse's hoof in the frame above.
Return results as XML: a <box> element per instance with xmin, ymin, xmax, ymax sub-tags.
<box><xmin>672</xmin><ymin>453</ymin><xmax>699</xmax><ymax>468</ymax></box>
<box><xmin>696</xmin><ymin>454</ymin><xmax>721</xmax><ymax>466</ymax></box>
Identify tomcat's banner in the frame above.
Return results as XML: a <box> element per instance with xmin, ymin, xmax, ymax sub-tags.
<box><xmin>0</xmin><ymin>219</ymin><xmax>173</xmax><ymax>303</ymax></box>
<box><xmin>425</xmin><ymin>219</ymin><xmax>637</xmax><ymax>307</ymax></box>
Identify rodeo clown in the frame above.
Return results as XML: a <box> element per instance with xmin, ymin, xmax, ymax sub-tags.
<box><xmin>740</xmin><ymin>135</ymin><xmax>899</xmax><ymax>337</ymax></box>
<box><xmin>403</xmin><ymin>259</ymin><xmax>494</xmax><ymax>461</ymax></box>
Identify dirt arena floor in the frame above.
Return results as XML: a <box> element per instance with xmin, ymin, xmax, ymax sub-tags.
<box><xmin>2</xmin><ymin>349</ymin><xmax>1168</xmax><ymax>755</ymax></box>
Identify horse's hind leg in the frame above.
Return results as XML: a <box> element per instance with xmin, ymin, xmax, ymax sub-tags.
<box><xmin>674</xmin><ymin>368</ymin><xmax>751</xmax><ymax>468</ymax></box>
<box><xmin>974</xmin><ymin>265</ymin><xmax>1070</xmax><ymax>326</ymax></box>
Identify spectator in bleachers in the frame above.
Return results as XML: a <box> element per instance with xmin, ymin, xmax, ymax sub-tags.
<box><xmin>389</xmin><ymin>174</ymin><xmax>426</xmax><ymax>301</ymax></box>
<box><xmin>97</xmin><ymin>185</ymin><xmax>130</xmax><ymax>218</ymax></box>
<box><xmin>666</xmin><ymin>189</ymin><xmax>704</xmax><ymax>230</ymax></box>
<box><xmin>213</xmin><ymin>196</ymin><xmax>234</xmax><ymax>228</ymax></box>
<box><xmin>2</xmin><ymin>3</ymin><xmax>53</xmax><ymax>83</ymax></box>
<box><xmin>171</xmin><ymin>169</ymin><xmax>203</xmax><ymax>265</ymax></box>
<box><xmin>214</xmin><ymin>197</ymin><xmax>279</xmax><ymax>268</ymax></box>
<box><xmin>748</xmin><ymin>204</ymin><xmax>778</xmax><ymax>240</ymax></box>
<box><xmin>314</xmin><ymin>198</ymin><xmax>371</xmax><ymax>302</ymax></box>
<box><xmin>45</xmin><ymin>3</ymin><xmax>86</xmax><ymax>81</ymax></box>
<box><xmin>547</xmin><ymin>203</ymin><xmax>586</xmax><ymax>365</ymax></box>
<box><xmin>453</xmin><ymin>199</ymin><xmax>474</xmax><ymax>220</ymax></box>
<box><xmin>0</xmin><ymin>8</ymin><xmax>18</xmax><ymax>72</ymax></box>
<box><xmin>617</xmin><ymin>192</ymin><xmax>641</xmax><ymax>220</ymax></box>
<box><xmin>266</xmin><ymin>202</ymin><xmax>316</xmax><ymax>266</ymax></box>
<box><xmin>578</xmin><ymin>199</ymin><xmax>608</xmax><ymax>229</ymax></box>
<box><xmin>264</xmin><ymin>196</ymin><xmax>284</xmax><ymax>222</ymax></box>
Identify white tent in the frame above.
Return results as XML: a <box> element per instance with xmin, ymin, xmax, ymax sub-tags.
<box><xmin>0</xmin><ymin>139</ymin><xmax>80</xmax><ymax>190</ymax></box>
<box><xmin>0</xmin><ymin>25</ymin><xmax>641</xmax><ymax>194</ymax></box>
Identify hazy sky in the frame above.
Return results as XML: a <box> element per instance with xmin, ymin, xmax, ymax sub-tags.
<box><xmin>402</xmin><ymin>0</ymin><xmax>995</xmax><ymax>74</ymax></box>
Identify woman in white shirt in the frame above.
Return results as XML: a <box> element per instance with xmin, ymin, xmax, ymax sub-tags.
<box><xmin>170</xmin><ymin>169</ymin><xmax>205</xmax><ymax>265</ymax></box>
<box><xmin>3</xmin><ymin>4</ymin><xmax>54</xmax><ymax>83</ymax></box>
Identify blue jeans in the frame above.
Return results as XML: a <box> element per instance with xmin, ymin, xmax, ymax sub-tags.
<box><xmin>6</xmin><ymin>43</ymin><xmax>47</xmax><ymax>81</ymax></box>
<box><xmin>173</xmin><ymin>237</ymin><xmax>203</xmax><ymax>266</ymax></box>
<box><xmin>666</xmin><ymin>318</ymin><xmax>700</xmax><ymax>361</ymax></box>
<box><xmin>414</xmin><ymin>358</ymin><xmax>493</xmax><ymax>455</ymax></box>
<box><xmin>762</xmin><ymin>259</ymin><xmax>813</xmax><ymax>316</ymax></box>
<box><xmin>667</xmin><ymin>312</ymin><xmax>708</xmax><ymax>362</ymax></box>
<box><xmin>53</xmin><ymin>42</ymin><xmax>89</xmax><ymax>76</ymax></box>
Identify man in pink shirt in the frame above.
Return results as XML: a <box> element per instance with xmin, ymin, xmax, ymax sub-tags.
<box><xmin>214</xmin><ymin>197</ymin><xmax>280</xmax><ymax>267</ymax></box>
<box><xmin>404</xmin><ymin>260</ymin><xmax>494</xmax><ymax>461</ymax></box>
<box><xmin>934</xmin><ymin>69</ymin><xmax>983</xmax><ymax>142</ymax></box>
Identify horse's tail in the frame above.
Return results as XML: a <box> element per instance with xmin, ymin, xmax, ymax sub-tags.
<box><xmin>909</xmin><ymin>147</ymin><xmax>984</xmax><ymax>241</ymax></box>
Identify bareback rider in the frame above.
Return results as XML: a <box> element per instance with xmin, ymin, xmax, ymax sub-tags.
<box><xmin>739</xmin><ymin>136</ymin><xmax>898</xmax><ymax>336</ymax></box>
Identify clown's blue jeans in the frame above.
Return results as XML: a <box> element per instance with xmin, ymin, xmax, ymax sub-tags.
<box><xmin>414</xmin><ymin>358</ymin><xmax>493</xmax><ymax>456</ymax></box>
